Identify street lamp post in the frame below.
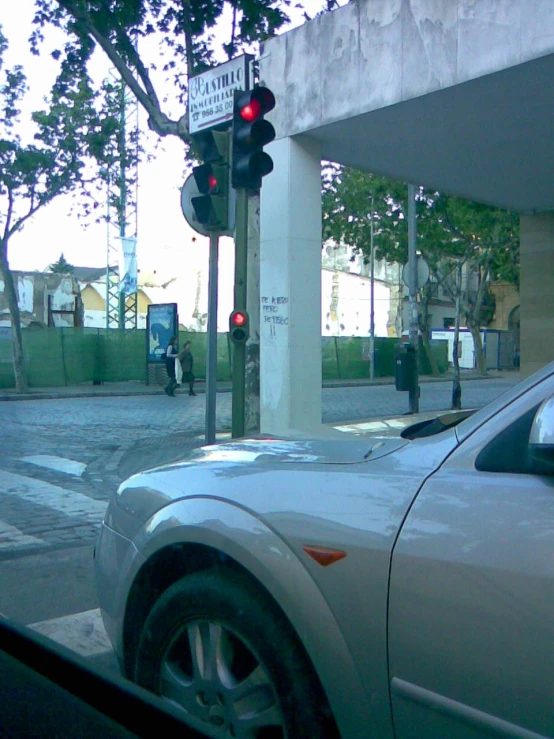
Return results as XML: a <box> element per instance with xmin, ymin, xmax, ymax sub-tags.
<box><xmin>369</xmin><ymin>196</ymin><xmax>375</xmax><ymax>381</ymax></box>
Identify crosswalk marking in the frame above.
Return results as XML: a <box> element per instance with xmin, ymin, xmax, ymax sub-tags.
<box><xmin>0</xmin><ymin>520</ymin><xmax>43</xmax><ymax>550</ymax></box>
<box><xmin>0</xmin><ymin>469</ymin><xmax>106</xmax><ymax>521</ymax></box>
<box><xmin>20</xmin><ymin>455</ymin><xmax>87</xmax><ymax>477</ymax></box>
<box><xmin>28</xmin><ymin>608</ymin><xmax>113</xmax><ymax>657</ymax></box>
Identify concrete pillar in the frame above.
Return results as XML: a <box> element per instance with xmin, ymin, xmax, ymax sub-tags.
<box><xmin>260</xmin><ymin>136</ymin><xmax>322</xmax><ymax>434</ymax></box>
<box><xmin>520</xmin><ymin>212</ymin><xmax>554</xmax><ymax>377</ymax></box>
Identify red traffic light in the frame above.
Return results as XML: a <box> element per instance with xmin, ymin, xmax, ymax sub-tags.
<box><xmin>193</xmin><ymin>163</ymin><xmax>226</xmax><ymax>195</ymax></box>
<box><xmin>240</xmin><ymin>99</ymin><xmax>261</xmax><ymax>122</ymax></box>
<box><xmin>232</xmin><ymin>87</ymin><xmax>276</xmax><ymax>190</ymax></box>
<box><xmin>229</xmin><ymin>310</ymin><xmax>249</xmax><ymax>343</ymax></box>
<box><xmin>231</xmin><ymin>311</ymin><xmax>247</xmax><ymax>327</ymax></box>
<box><xmin>235</xmin><ymin>87</ymin><xmax>275</xmax><ymax>122</ymax></box>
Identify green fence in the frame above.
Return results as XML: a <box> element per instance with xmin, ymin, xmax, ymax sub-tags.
<box><xmin>0</xmin><ymin>328</ymin><xmax>448</xmax><ymax>388</ymax></box>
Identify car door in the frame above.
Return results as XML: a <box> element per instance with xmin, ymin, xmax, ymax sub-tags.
<box><xmin>388</xmin><ymin>375</ymin><xmax>554</xmax><ymax>739</ymax></box>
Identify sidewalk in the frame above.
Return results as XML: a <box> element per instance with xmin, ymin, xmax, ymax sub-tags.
<box><xmin>0</xmin><ymin>369</ymin><xmax>516</xmax><ymax>402</ymax></box>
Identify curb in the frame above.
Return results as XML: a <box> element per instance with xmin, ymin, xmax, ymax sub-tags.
<box><xmin>0</xmin><ymin>372</ymin><xmax>514</xmax><ymax>402</ymax></box>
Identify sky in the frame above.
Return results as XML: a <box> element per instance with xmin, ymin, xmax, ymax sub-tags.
<box><xmin>1</xmin><ymin>0</ymin><xmax>332</xmax><ymax>279</ymax></box>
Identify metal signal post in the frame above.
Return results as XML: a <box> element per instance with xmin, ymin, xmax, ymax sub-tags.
<box><xmin>186</xmin><ymin>129</ymin><xmax>233</xmax><ymax>445</ymax></box>
<box><xmin>205</xmin><ymin>232</ymin><xmax>219</xmax><ymax>446</ymax></box>
<box><xmin>408</xmin><ymin>183</ymin><xmax>420</xmax><ymax>414</ymax></box>
<box><xmin>231</xmin><ymin>189</ymin><xmax>249</xmax><ymax>439</ymax></box>
<box><xmin>231</xmin><ymin>87</ymin><xmax>276</xmax><ymax>438</ymax></box>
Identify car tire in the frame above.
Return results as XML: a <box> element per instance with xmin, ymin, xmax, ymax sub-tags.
<box><xmin>134</xmin><ymin>568</ymin><xmax>334</xmax><ymax>738</ymax></box>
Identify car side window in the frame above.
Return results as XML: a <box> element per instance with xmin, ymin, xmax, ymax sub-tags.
<box><xmin>475</xmin><ymin>403</ymin><xmax>542</xmax><ymax>474</ymax></box>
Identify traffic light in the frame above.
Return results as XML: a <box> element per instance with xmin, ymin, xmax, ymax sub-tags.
<box><xmin>232</xmin><ymin>87</ymin><xmax>276</xmax><ymax>190</ymax></box>
<box><xmin>190</xmin><ymin>130</ymin><xmax>230</xmax><ymax>230</ymax></box>
<box><xmin>229</xmin><ymin>310</ymin><xmax>249</xmax><ymax>344</ymax></box>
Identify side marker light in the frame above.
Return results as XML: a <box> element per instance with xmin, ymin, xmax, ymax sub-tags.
<box><xmin>303</xmin><ymin>545</ymin><xmax>347</xmax><ymax>567</ymax></box>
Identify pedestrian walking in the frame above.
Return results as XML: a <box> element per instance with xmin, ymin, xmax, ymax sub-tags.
<box><xmin>178</xmin><ymin>340</ymin><xmax>197</xmax><ymax>396</ymax></box>
<box><xmin>164</xmin><ymin>336</ymin><xmax>178</xmax><ymax>397</ymax></box>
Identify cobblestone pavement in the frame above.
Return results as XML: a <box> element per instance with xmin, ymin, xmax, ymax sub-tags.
<box><xmin>0</xmin><ymin>375</ymin><xmax>518</xmax><ymax>561</ymax></box>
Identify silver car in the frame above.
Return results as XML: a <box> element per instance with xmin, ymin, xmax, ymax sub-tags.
<box><xmin>95</xmin><ymin>363</ymin><xmax>554</xmax><ymax>739</ymax></box>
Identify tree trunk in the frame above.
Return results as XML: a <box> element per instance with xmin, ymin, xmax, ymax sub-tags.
<box><xmin>451</xmin><ymin>264</ymin><xmax>462</xmax><ymax>410</ymax></box>
<box><xmin>419</xmin><ymin>289</ymin><xmax>440</xmax><ymax>377</ymax></box>
<box><xmin>245</xmin><ymin>193</ymin><xmax>260</xmax><ymax>434</ymax></box>
<box><xmin>465</xmin><ymin>261</ymin><xmax>490</xmax><ymax>377</ymax></box>
<box><xmin>467</xmin><ymin>320</ymin><xmax>487</xmax><ymax>376</ymax></box>
<box><xmin>0</xmin><ymin>242</ymin><xmax>28</xmax><ymax>393</ymax></box>
<box><xmin>421</xmin><ymin>331</ymin><xmax>440</xmax><ymax>377</ymax></box>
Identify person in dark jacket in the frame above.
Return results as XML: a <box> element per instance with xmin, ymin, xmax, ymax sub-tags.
<box><xmin>178</xmin><ymin>340</ymin><xmax>197</xmax><ymax>396</ymax></box>
<box><xmin>164</xmin><ymin>336</ymin><xmax>178</xmax><ymax>396</ymax></box>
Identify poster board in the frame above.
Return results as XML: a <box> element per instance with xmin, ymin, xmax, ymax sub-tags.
<box><xmin>146</xmin><ymin>303</ymin><xmax>178</xmax><ymax>364</ymax></box>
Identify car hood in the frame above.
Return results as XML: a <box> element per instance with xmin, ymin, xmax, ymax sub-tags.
<box><xmin>106</xmin><ymin>435</ymin><xmax>409</xmax><ymax>539</ymax></box>
<box><xmin>181</xmin><ymin>436</ymin><xmax>408</xmax><ymax>467</ymax></box>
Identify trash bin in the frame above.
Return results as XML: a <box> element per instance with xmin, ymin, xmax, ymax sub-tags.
<box><xmin>395</xmin><ymin>343</ymin><xmax>417</xmax><ymax>391</ymax></box>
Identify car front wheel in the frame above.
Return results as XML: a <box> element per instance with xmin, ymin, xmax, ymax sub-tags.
<box><xmin>134</xmin><ymin>568</ymin><xmax>334</xmax><ymax>738</ymax></box>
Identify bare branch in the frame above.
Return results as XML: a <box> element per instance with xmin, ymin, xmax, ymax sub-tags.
<box><xmin>180</xmin><ymin>0</ymin><xmax>197</xmax><ymax>79</ymax></box>
<box><xmin>57</xmin><ymin>0</ymin><xmax>189</xmax><ymax>141</ymax></box>
<box><xmin>111</xmin><ymin>23</ymin><xmax>161</xmax><ymax>109</ymax></box>
<box><xmin>6</xmin><ymin>201</ymin><xmax>43</xmax><ymax>241</ymax></box>
<box><xmin>472</xmin><ymin>258</ymin><xmax>492</xmax><ymax>317</ymax></box>
<box><xmin>230</xmin><ymin>4</ymin><xmax>237</xmax><ymax>60</ymax></box>
<box><xmin>5</xmin><ymin>179</ymin><xmax>67</xmax><ymax>241</ymax></box>
<box><xmin>3</xmin><ymin>188</ymin><xmax>14</xmax><ymax>242</ymax></box>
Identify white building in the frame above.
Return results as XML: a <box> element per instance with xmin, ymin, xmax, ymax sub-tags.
<box><xmin>77</xmin><ymin>240</ymin><xmax>403</xmax><ymax>338</ymax></box>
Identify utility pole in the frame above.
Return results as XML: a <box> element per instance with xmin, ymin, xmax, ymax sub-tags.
<box><xmin>407</xmin><ymin>183</ymin><xmax>420</xmax><ymax>413</ymax></box>
<box><xmin>105</xmin><ymin>74</ymin><xmax>139</xmax><ymax>330</ymax></box>
<box><xmin>369</xmin><ymin>196</ymin><xmax>375</xmax><ymax>381</ymax></box>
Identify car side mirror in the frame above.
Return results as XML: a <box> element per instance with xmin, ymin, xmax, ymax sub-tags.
<box><xmin>529</xmin><ymin>395</ymin><xmax>554</xmax><ymax>471</ymax></box>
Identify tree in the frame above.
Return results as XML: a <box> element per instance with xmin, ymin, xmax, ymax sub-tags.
<box><xmin>322</xmin><ymin>165</ymin><xmax>520</xmax><ymax>404</ymax></box>
<box><xmin>0</xmin><ymin>28</ymin><xmax>112</xmax><ymax>392</ymax></box>
<box><xmin>322</xmin><ymin>165</ymin><xmax>446</xmax><ymax>375</ymax></box>
<box><xmin>49</xmin><ymin>252</ymin><xmax>75</xmax><ymax>273</ymax></box>
<box><xmin>31</xmin><ymin>0</ymin><xmax>297</xmax><ymax>146</ymax></box>
<box><xmin>434</xmin><ymin>195</ymin><xmax>519</xmax><ymax>378</ymax></box>
<box><xmin>31</xmin><ymin>0</ymin><xmax>321</xmax><ymax>430</ymax></box>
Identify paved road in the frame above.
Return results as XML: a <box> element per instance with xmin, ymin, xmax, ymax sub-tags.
<box><xmin>0</xmin><ymin>376</ymin><xmax>518</xmax><ymax>674</ymax></box>
<box><xmin>321</xmin><ymin>377</ymin><xmax>514</xmax><ymax>423</ymax></box>
<box><xmin>0</xmin><ymin>376</ymin><xmax>517</xmax><ymax>557</ymax></box>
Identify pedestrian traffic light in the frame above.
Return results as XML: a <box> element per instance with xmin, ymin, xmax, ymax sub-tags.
<box><xmin>232</xmin><ymin>87</ymin><xmax>276</xmax><ymax>190</ymax></box>
<box><xmin>190</xmin><ymin>130</ymin><xmax>230</xmax><ymax>231</ymax></box>
<box><xmin>229</xmin><ymin>310</ymin><xmax>249</xmax><ymax>344</ymax></box>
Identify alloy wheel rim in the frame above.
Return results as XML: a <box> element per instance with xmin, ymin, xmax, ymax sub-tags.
<box><xmin>158</xmin><ymin>618</ymin><xmax>286</xmax><ymax>738</ymax></box>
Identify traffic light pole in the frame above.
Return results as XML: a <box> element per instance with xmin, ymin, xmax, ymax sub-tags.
<box><xmin>232</xmin><ymin>188</ymin><xmax>248</xmax><ymax>438</ymax></box>
<box><xmin>408</xmin><ymin>183</ymin><xmax>420</xmax><ymax>414</ymax></box>
<box><xmin>205</xmin><ymin>232</ymin><xmax>219</xmax><ymax>445</ymax></box>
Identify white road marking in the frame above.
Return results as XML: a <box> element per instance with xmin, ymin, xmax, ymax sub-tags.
<box><xmin>0</xmin><ymin>519</ymin><xmax>43</xmax><ymax>550</ymax></box>
<box><xmin>335</xmin><ymin>418</ymin><xmax>415</xmax><ymax>434</ymax></box>
<box><xmin>20</xmin><ymin>455</ymin><xmax>87</xmax><ymax>477</ymax></box>
<box><xmin>0</xmin><ymin>469</ymin><xmax>106</xmax><ymax>521</ymax></box>
<box><xmin>335</xmin><ymin>420</ymin><xmax>396</xmax><ymax>433</ymax></box>
<box><xmin>29</xmin><ymin>608</ymin><xmax>113</xmax><ymax>657</ymax></box>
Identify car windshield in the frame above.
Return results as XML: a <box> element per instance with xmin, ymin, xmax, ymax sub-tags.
<box><xmin>1</xmin><ymin>3</ymin><xmax>535</xmax><ymax>736</ymax></box>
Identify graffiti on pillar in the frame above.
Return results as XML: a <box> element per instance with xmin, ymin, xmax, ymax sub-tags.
<box><xmin>261</xmin><ymin>296</ymin><xmax>289</xmax><ymax>338</ymax></box>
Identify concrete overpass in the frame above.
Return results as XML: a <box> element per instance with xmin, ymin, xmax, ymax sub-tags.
<box><xmin>258</xmin><ymin>0</ymin><xmax>554</xmax><ymax>434</ymax></box>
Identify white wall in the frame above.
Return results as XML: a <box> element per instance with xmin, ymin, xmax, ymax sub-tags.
<box><xmin>322</xmin><ymin>269</ymin><xmax>391</xmax><ymax>337</ymax></box>
<box><xmin>84</xmin><ymin>258</ymin><xmax>396</xmax><ymax>339</ymax></box>
<box><xmin>431</xmin><ymin>329</ymin><xmax>478</xmax><ymax>369</ymax></box>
